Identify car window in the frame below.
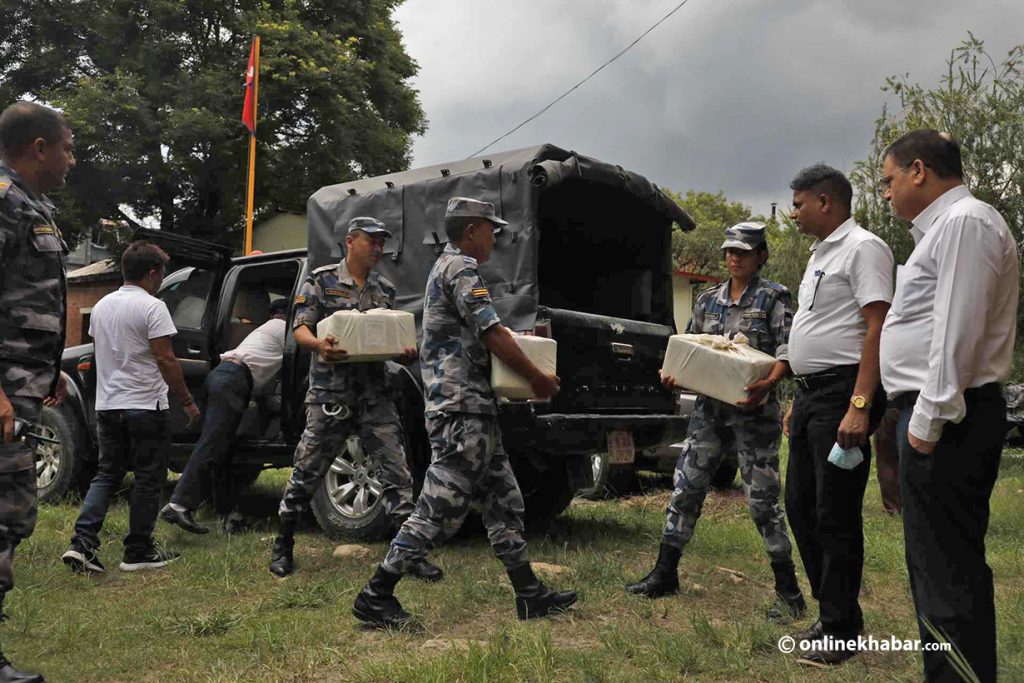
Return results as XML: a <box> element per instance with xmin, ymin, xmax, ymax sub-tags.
<box><xmin>158</xmin><ymin>268</ymin><xmax>215</xmax><ymax>330</ymax></box>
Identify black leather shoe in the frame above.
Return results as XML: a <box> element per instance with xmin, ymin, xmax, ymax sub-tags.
<box><xmin>797</xmin><ymin>644</ymin><xmax>859</xmax><ymax>666</ymax></box>
<box><xmin>790</xmin><ymin>619</ymin><xmax>825</xmax><ymax>642</ymax></box>
<box><xmin>159</xmin><ymin>505</ymin><xmax>209</xmax><ymax>535</ymax></box>
<box><xmin>625</xmin><ymin>543</ymin><xmax>681</xmax><ymax>598</ymax></box>
<box><xmin>508</xmin><ymin>563</ymin><xmax>578</xmax><ymax>620</ymax></box>
<box><xmin>268</xmin><ymin>535</ymin><xmax>294</xmax><ymax>578</ymax></box>
<box><xmin>408</xmin><ymin>558</ymin><xmax>444</xmax><ymax>582</ymax></box>
<box><xmin>0</xmin><ymin>652</ymin><xmax>44</xmax><ymax>683</ymax></box>
<box><xmin>352</xmin><ymin>565</ymin><xmax>417</xmax><ymax>630</ymax></box>
<box><xmin>766</xmin><ymin>560</ymin><xmax>807</xmax><ymax>622</ymax></box>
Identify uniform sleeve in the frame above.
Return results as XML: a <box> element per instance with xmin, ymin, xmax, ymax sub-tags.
<box><xmin>292</xmin><ymin>277</ymin><xmax>323</xmax><ymax>331</ymax></box>
<box><xmin>768</xmin><ymin>289</ymin><xmax>794</xmax><ymax>362</ymax></box>
<box><xmin>848</xmin><ymin>239</ymin><xmax>894</xmax><ymax>308</ymax></box>
<box><xmin>451</xmin><ymin>268</ymin><xmax>501</xmax><ymax>338</ymax></box>
<box><xmin>147</xmin><ymin>300</ymin><xmax>178</xmax><ymax>339</ymax></box>
<box><xmin>685</xmin><ymin>295</ymin><xmax>704</xmax><ymax>334</ymax></box>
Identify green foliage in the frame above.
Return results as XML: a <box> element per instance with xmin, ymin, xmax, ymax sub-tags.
<box><xmin>665</xmin><ymin>189</ymin><xmax>754</xmax><ymax>278</ymax></box>
<box><xmin>761</xmin><ymin>212</ymin><xmax>814</xmax><ymax>299</ymax></box>
<box><xmin>850</xmin><ymin>33</ymin><xmax>1024</xmax><ymax>329</ymax></box>
<box><xmin>0</xmin><ymin>0</ymin><xmax>426</xmax><ymax>248</ymax></box>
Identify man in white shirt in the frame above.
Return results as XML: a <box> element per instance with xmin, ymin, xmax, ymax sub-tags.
<box><xmin>62</xmin><ymin>242</ymin><xmax>200</xmax><ymax>574</ymax></box>
<box><xmin>880</xmin><ymin>130</ymin><xmax>1018</xmax><ymax>683</ymax></box>
<box><xmin>160</xmin><ymin>298</ymin><xmax>288</xmax><ymax>535</ymax></box>
<box><xmin>782</xmin><ymin>164</ymin><xmax>894</xmax><ymax>665</ymax></box>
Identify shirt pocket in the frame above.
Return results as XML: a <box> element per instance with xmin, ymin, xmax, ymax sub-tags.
<box><xmin>700</xmin><ymin>316</ymin><xmax>723</xmax><ymax>335</ymax></box>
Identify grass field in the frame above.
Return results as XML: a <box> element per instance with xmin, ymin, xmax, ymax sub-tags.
<box><xmin>5</xmin><ymin>445</ymin><xmax>1023</xmax><ymax>682</ymax></box>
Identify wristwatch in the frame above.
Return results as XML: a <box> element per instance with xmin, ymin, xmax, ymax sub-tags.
<box><xmin>850</xmin><ymin>395</ymin><xmax>870</xmax><ymax>410</ymax></box>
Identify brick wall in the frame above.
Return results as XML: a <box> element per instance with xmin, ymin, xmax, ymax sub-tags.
<box><xmin>66</xmin><ymin>279</ymin><xmax>120</xmax><ymax>347</ymax></box>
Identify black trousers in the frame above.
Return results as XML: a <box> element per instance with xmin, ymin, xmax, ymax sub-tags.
<box><xmin>786</xmin><ymin>369</ymin><xmax>885</xmax><ymax>636</ymax></box>
<box><xmin>171</xmin><ymin>361</ymin><xmax>253</xmax><ymax>514</ymax></box>
<box><xmin>896</xmin><ymin>384</ymin><xmax>1004</xmax><ymax>683</ymax></box>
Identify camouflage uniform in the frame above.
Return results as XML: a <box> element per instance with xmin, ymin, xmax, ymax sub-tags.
<box><xmin>277</xmin><ymin>257</ymin><xmax>414</xmax><ymax>526</ymax></box>
<box><xmin>663</xmin><ymin>274</ymin><xmax>796</xmax><ymax>565</ymax></box>
<box><xmin>0</xmin><ymin>163</ymin><xmax>68</xmax><ymax>600</ymax></box>
<box><xmin>383</xmin><ymin>241</ymin><xmax>529</xmax><ymax>573</ymax></box>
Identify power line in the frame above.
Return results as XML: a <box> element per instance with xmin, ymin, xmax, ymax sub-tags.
<box><xmin>466</xmin><ymin>0</ymin><xmax>696</xmax><ymax>159</ymax></box>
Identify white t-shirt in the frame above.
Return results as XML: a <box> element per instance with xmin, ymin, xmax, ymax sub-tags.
<box><xmin>788</xmin><ymin>219</ymin><xmax>894</xmax><ymax>376</ymax></box>
<box><xmin>221</xmin><ymin>317</ymin><xmax>287</xmax><ymax>393</ymax></box>
<box><xmin>91</xmin><ymin>285</ymin><xmax>178</xmax><ymax>410</ymax></box>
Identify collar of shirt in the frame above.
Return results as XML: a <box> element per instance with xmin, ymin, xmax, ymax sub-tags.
<box><xmin>910</xmin><ymin>184</ymin><xmax>972</xmax><ymax>243</ymax></box>
<box><xmin>336</xmin><ymin>257</ymin><xmax>378</xmax><ymax>289</ymax></box>
<box><xmin>808</xmin><ymin>217</ymin><xmax>856</xmax><ymax>254</ymax></box>
<box><xmin>443</xmin><ymin>243</ymin><xmax>461</xmax><ymax>256</ymax></box>
<box><xmin>0</xmin><ymin>162</ymin><xmax>56</xmax><ymax>212</ymax></box>
<box><xmin>119</xmin><ymin>284</ymin><xmax>148</xmax><ymax>295</ymax></box>
<box><xmin>715</xmin><ymin>275</ymin><xmax>761</xmax><ymax>307</ymax></box>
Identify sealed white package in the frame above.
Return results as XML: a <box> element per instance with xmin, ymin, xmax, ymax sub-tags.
<box><xmin>661</xmin><ymin>333</ymin><xmax>776</xmax><ymax>405</ymax></box>
<box><xmin>491</xmin><ymin>334</ymin><xmax>557</xmax><ymax>400</ymax></box>
<box><xmin>316</xmin><ymin>309</ymin><xmax>416</xmax><ymax>363</ymax></box>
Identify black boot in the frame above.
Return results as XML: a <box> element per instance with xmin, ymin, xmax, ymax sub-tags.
<box><xmin>0</xmin><ymin>651</ymin><xmax>44</xmax><ymax>683</ymax></box>
<box><xmin>408</xmin><ymin>557</ymin><xmax>444</xmax><ymax>582</ymax></box>
<box><xmin>507</xmin><ymin>563</ymin><xmax>577</xmax><ymax>620</ymax></box>
<box><xmin>625</xmin><ymin>543</ymin><xmax>681</xmax><ymax>598</ymax></box>
<box><xmin>766</xmin><ymin>560</ymin><xmax>807</xmax><ymax>622</ymax></box>
<box><xmin>268</xmin><ymin>521</ymin><xmax>295</xmax><ymax>578</ymax></box>
<box><xmin>352</xmin><ymin>565</ymin><xmax>416</xmax><ymax>629</ymax></box>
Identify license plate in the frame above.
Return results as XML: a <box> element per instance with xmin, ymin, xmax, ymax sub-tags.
<box><xmin>607</xmin><ymin>430</ymin><xmax>635</xmax><ymax>465</ymax></box>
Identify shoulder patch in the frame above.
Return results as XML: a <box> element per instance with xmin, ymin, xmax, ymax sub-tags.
<box><xmin>33</xmin><ymin>225</ymin><xmax>55</xmax><ymax>235</ymax></box>
<box><xmin>0</xmin><ymin>178</ymin><xmax>10</xmax><ymax>199</ymax></box>
<box><xmin>470</xmin><ymin>287</ymin><xmax>490</xmax><ymax>299</ymax></box>
<box><xmin>294</xmin><ymin>294</ymin><xmax>307</xmax><ymax>305</ymax></box>
<box><xmin>461</xmin><ymin>255</ymin><xmax>478</xmax><ymax>266</ymax></box>
<box><xmin>311</xmin><ymin>263</ymin><xmax>336</xmax><ymax>275</ymax></box>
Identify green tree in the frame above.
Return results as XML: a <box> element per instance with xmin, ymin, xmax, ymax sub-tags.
<box><xmin>850</xmin><ymin>34</ymin><xmax>1024</xmax><ymax>327</ymax></box>
<box><xmin>762</xmin><ymin>212</ymin><xmax>813</xmax><ymax>299</ymax></box>
<box><xmin>0</xmin><ymin>0</ymin><xmax>426</xmax><ymax>248</ymax></box>
<box><xmin>666</xmin><ymin>189</ymin><xmax>752</xmax><ymax>280</ymax></box>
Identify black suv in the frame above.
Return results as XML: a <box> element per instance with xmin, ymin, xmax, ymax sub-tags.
<box><xmin>38</xmin><ymin>144</ymin><xmax>694</xmax><ymax>539</ymax></box>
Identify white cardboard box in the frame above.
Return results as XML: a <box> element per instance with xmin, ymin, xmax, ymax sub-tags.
<box><xmin>316</xmin><ymin>309</ymin><xmax>416</xmax><ymax>363</ymax></box>
<box><xmin>491</xmin><ymin>334</ymin><xmax>557</xmax><ymax>400</ymax></box>
<box><xmin>661</xmin><ymin>333</ymin><xmax>776</xmax><ymax>405</ymax></box>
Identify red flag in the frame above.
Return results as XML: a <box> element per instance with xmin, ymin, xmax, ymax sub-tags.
<box><xmin>242</xmin><ymin>38</ymin><xmax>257</xmax><ymax>134</ymax></box>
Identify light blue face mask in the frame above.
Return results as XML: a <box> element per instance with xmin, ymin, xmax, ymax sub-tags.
<box><xmin>828</xmin><ymin>443</ymin><xmax>864</xmax><ymax>470</ymax></box>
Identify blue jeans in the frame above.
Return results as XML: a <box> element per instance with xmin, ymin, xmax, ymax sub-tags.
<box><xmin>72</xmin><ymin>409</ymin><xmax>170</xmax><ymax>554</ymax></box>
<box><xmin>170</xmin><ymin>361</ymin><xmax>252</xmax><ymax>513</ymax></box>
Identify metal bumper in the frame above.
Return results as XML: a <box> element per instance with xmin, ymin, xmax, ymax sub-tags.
<box><xmin>499</xmin><ymin>408</ymin><xmax>689</xmax><ymax>456</ymax></box>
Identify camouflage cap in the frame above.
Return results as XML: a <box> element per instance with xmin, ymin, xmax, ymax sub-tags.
<box><xmin>347</xmin><ymin>216</ymin><xmax>393</xmax><ymax>238</ymax></box>
<box><xmin>720</xmin><ymin>222</ymin><xmax>767</xmax><ymax>251</ymax></box>
<box><xmin>445</xmin><ymin>197</ymin><xmax>509</xmax><ymax>231</ymax></box>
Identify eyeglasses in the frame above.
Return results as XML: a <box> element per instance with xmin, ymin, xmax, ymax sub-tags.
<box><xmin>878</xmin><ymin>163</ymin><xmax>915</xmax><ymax>193</ymax></box>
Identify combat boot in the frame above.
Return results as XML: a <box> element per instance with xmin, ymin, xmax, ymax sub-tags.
<box><xmin>507</xmin><ymin>563</ymin><xmax>578</xmax><ymax>620</ymax></box>
<box><xmin>766</xmin><ymin>559</ymin><xmax>807</xmax><ymax>622</ymax></box>
<box><xmin>352</xmin><ymin>565</ymin><xmax>416</xmax><ymax>629</ymax></box>
<box><xmin>625</xmin><ymin>543</ymin><xmax>681</xmax><ymax>598</ymax></box>
<box><xmin>268</xmin><ymin>520</ymin><xmax>295</xmax><ymax>578</ymax></box>
<box><xmin>0</xmin><ymin>650</ymin><xmax>44</xmax><ymax>683</ymax></box>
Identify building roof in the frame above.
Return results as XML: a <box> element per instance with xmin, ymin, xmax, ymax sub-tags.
<box><xmin>68</xmin><ymin>258</ymin><xmax>120</xmax><ymax>283</ymax></box>
<box><xmin>674</xmin><ymin>269</ymin><xmax>722</xmax><ymax>284</ymax></box>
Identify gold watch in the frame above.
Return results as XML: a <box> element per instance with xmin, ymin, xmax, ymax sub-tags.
<box><xmin>850</xmin><ymin>395</ymin><xmax>870</xmax><ymax>410</ymax></box>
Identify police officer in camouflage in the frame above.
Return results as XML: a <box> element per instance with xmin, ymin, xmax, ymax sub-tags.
<box><xmin>352</xmin><ymin>197</ymin><xmax>576</xmax><ymax>630</ymax></box>
<box><xmin>268</xmin><ymin>217</ymin><xmax>442</xmax><ymax>582</ymax></box>
<box><xmin>626</xmin><ymin>222</ymin><xmax>806</xmax><ymax>622</ymax></box>
<box><xmin>0</xmin><ymin>101</ymin><xmax>75</xmax><ymax>683</ymax></box>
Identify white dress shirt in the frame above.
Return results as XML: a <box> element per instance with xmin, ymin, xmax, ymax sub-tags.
<box><xmin>788</xmin><ymin>218</ymin><xmax>895</xmax><ymax>376</ymax></box>
<box><xmin>880</xmin><ymin>185</ymin><xmax>1019</xmax><ymax>442</ymax></box>
<box><xmin>221</xmin><ymin>317</ymin><xmax>287</xmax><ymax>393</ymax></box>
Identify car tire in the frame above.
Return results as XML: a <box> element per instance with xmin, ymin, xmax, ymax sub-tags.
<box><xmin>310</xmin><ymin>434</ymin><xmax>395</xmax><ymax>541</ymax></box>
<box><xmin>513</xmin><ymin>457</ymin><xmax>574</xmax><ymax>531</ymax></box>
<box><xmin>575</xmin><ymin>452</ymin><xmax>610</xmax><ymax>500</ymax></box>
<box><xmin>35</xmin><ymin>405</ymin><xmax>88</xmax><ymax>503</ymax></box>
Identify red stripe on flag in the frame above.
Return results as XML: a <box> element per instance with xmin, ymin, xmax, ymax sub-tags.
<box><xmin>242</xmin><ymin>38</ymin><xmax>257</xmax><ymax>134</ymax></box>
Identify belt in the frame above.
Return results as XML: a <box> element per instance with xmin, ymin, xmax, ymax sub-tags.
<box><xmin>792</xmin><ymin>364</ymin><xmax>859</xmax><ymax>391</ymax></box>
<box><xmin>220</xmin><ymin>357</ymin><xmax>254</xmax><ymax>389</ymax></box>
<box><xmin>892</xmin><ymin>383</ymin><xmax>1002</xmax><ymax>410</ymax></box>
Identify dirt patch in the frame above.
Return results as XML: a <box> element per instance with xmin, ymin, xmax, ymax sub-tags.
<box><xmin>333</xmin><ymin>544</ymin><xmax>373</xmax><ymax>560</ymax></box>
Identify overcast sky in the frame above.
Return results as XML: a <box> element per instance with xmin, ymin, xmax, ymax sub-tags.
<box><xmin>393</xmin><ymin>0</ymin><xmax>1023</xmax><ymax>216</ymax></box>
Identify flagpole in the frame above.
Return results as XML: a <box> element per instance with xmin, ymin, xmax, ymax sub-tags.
<box><xmin>244</xmin><ymin>35</ymin><xmax>260</xmax><ymax>256</ymax></box>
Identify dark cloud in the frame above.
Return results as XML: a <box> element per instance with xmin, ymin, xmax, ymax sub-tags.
<box><xmin>395</xmin><ymin>0</ymin><xmax>1023</xmax><ymax>215</ymax></box>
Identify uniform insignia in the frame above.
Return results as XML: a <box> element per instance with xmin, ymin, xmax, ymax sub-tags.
<box><xmin>741</xmin><ymin>311</ymin><xmax>767</xmax><ymax>319</ymax></box>
<box><xmin>325</xmin><ymin>287</ymin><xmax>348</xmax><ymax>297</ymax></box>
<box><xmin>311</xmin><ymin>263</ymin><xmax>336</xmax><ymax>275</ymax></box>
<box><xmin>462</xmin><ymin>256</ymin><xmax>477</xmax><ymax>265</ymax></box>
<box><xmin>0</xmin><ymin>180</ymin><xmax>9</xmax><ymax>197</ymax></box>
<box><xmin>33</xmin><ymin>225</ymin><xmax>55</xmax><ymax>235</ymax></box>
<box><xmin>470</xmin><ymin>287</ymin><xmax>489</xmax><ymax>298</ymax></box>
<box><xmin>294</xmin><ymin>294</ymin><xmax>306</xmax><ymax>305</ymax></box>
<box><xmin>704</xmin><ymin>312</ymin><xmax>721</xmax><ymax>320</ymax></box>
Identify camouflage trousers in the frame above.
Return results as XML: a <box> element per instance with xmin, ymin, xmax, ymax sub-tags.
<box><xmin>663</xmin><ymin>396</ymin><xmax>794</xmax><ymax>564</ymax></box>
<box><xmin>383</xmin><ymin>412</ymin><xmax>529</xmax><ymax>574</ymax></box>
<box><xmin>0</xmin><ymin>395</ymin><xmax>40</xmax><ymax>598</ymax></box>
<box><xmin>278</xmin><ymin>396</ymin><xmax>414</xmax><ymax>525</ymax></box>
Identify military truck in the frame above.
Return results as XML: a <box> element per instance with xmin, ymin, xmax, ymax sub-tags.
<box><xmin>39</xmin><ymin>143</ymin><xmax>695</xmax><ymax>538</ymax></box>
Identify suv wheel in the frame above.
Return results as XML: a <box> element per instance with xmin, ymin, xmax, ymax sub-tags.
<box><xmin>310</xmin><ymin>435</ymin><xmax>393</xmax><ymax>540</ymax></box>
<box><xmin>36</xmin><ymin>405</ymin><xmax>87</xmax><ymax>503</ymax></box>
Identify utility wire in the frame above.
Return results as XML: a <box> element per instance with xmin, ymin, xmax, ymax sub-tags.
<box><xmin>466</xmin><ymin>0</ymin><xmax>695</xmax><ymax>159</ymax></box>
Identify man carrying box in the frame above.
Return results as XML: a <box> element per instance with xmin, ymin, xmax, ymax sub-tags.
<box><xmin>626</xmin><ymin>223</ymin><xmax>806</xmax><ymax>623</ymax></box>
<box><xmin>267</xmin><ymin>217</ymin><xmax>440</xmax><ymax>581</ymax></box>
<box><xmin>352</xmin><ymin>197</ymin><xmax>575</xmax><ymax>629</ymax></box>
